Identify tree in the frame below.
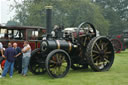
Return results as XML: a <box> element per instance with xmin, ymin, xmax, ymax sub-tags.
<box><xmin>94</xmin><ymin>0</ymin><xmax>128</xmax><ymax>21</ymax></box>
<box><xmin>12</xmin><ymin>0</ymin><xmax>110</xmax><ymax>35</ymax></box>
<box><xmin>94</xmin><ymin>0</ymin><xmax>128</xmax><ymax>36</ymax></box>
<box><xmin>6</xmin><ymin>20</ymin><xmax>20</xmax><ymax>26</ymax></box>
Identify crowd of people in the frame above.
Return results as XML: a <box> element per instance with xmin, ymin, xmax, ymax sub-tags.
<box><xmin>0</xmin><ymin>41</ymin><xmax>31</xmax><ymax>78</ymax></box>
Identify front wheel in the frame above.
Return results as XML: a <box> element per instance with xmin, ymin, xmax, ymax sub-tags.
<box><xmin>45</xmin><ymin>49</ymin><xmax>71</xmax><ymax>78</ymax></box>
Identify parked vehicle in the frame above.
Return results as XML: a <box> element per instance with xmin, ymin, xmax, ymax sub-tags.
<box><xmin>110</xmin><ymin>29</ymin><xmax>128</xmax><ymax>53</ymax></box>
<box><xmin>0</xmin><ymin>25</ymin><xmax>46</xmax><ymax>72</ymax></box>
<box><xmin>29</xmin><ymin>7</ymin><xmax>115</xmax><ymax>78</ymax></box>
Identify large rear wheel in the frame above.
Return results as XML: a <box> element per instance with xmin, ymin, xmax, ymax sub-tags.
<box><xmin>86</xmin><ymin>36</ymin><xmax>114</xmax><ymax>71</ymax></box>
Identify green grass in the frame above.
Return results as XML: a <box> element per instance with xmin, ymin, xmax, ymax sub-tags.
<box><xmin>0</xmin><ymin>50</ymin><xmax>128</xmax><ymax>85</ymax></box>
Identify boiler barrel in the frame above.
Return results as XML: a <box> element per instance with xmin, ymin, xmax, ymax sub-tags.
<box><xmin>41</xmin><ymin>40</ymin><xmax>73</xmax><ymax>52</ymax></box>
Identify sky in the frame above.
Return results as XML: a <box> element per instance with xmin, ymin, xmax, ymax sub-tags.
<box><xmin>0</xmin><ymin>0</ymin><xmax>16</xmax><ymax>25</ymax></box>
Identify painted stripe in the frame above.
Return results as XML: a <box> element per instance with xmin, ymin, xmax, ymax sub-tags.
<box><xmin>56</xmin><ymin>40</ymin><xmax>60</xmax><ymax>49</ymax></box>
<box><xmin>68</xmin><ymin>41</ymin><xmax>72</xmax><ymax>51</ymax></box>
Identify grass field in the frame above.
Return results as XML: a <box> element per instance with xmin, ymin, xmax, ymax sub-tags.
<box><xmin>0</xmin><ymin>50</ymin><xmax>128</xmax><ymax>85</ymax></box>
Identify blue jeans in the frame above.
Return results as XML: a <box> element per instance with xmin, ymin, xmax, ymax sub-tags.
<box><xmin>2</xmin><ymin>60</ymin><xmax>14</xmax><ymax>77</ymax></box>
<box><xmin>22</xmin><ymin>56</ymin><xmax>30</xmax><ymax>75</ymax></box>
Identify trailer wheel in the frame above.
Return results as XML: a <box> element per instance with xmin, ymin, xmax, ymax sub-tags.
<box><xmin>45</xmin><ymin>49</ymin><xmax>71</xmax><ymax>78</ymax></box>
<box><xmin>86</xmin><ymin>36</ymin><xmax>114</xmax><ymax>71</ymax></box>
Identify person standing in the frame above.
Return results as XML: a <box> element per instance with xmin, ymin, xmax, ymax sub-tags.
<box><xmin>13</xmin><ymin>43</ymin><xmax>22</xmax><ymax>74</ymax></box>
<box><xmin>0</xmin><ymin>42</ymin><xmax>4</xmax><ymax>75</ymax></box>
<box><xmin>0</xmin><ymin>43</ymin><xmax>17</xmax><ymax>78</ymax></box>
<box><xmin>22</xmin><ymin>41</ymin><xmax>31</xmax><ymax>76</ymax></box>
<box><xmin>0</xmin><ymin>42</ymin><xmax>5</xmax><ymax>61</ymax></box>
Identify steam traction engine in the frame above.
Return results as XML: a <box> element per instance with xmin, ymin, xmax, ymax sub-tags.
<box><xmin>110</xmin><ymin>29</ymin><xmax>128</xmax><ymax>53</ymax></box>
<box><xmin>29</xmin><ymin>7</ymin><xmax>115</xmax><ymax>78</ymax></box>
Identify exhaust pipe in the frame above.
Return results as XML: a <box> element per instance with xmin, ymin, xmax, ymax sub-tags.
<box><xmin>45</xmin><ymin>6</ymin><xmax>53</xmax><ymax>34</ymax></box>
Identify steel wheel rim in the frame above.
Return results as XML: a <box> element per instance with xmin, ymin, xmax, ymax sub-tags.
<box><xmin>90</xmin><ymin>37</ymin><xmax>114</xmax><ymax>70</ymax></box>
<box><xmin>47</xmin><ymin>52</ymin><xmax>70</xmax><ymax>78</ymax></box>
<box><xmin>77</xmin><ymin>22</ymin><xmax>96</xmax><ymax>46</ymax></box>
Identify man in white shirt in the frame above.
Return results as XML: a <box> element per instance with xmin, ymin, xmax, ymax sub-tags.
<box><xmin>21</xmin><ymin>41</ymin><xmax>31</xmax><ymax>76</ymax></box>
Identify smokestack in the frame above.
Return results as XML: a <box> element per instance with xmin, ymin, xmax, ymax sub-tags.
<box><xmin>45</xmin><ymin>6</ymin><xmax>53</xmax><ymax>34</ymax></box>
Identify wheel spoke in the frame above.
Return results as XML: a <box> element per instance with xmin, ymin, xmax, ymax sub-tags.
<box><xmin>103</xmin><ymin>61</ymin><xmax>105</xmax><ymax>66</ymax></box>
<box><xmin>103</xmin><ymin>43</ymin><xmax>109</xmax><ymax>48</ymax></box>
<box><xmin>58</xmin><ymin>66</ymin><xmax>65</xmax><ymax>74</ymax></box>
<box><xmin>92</xmin><ymin>50</ymin><xmax>99</xmax><ymax>54</ymax></box>
<box><xmin>58</xmin><ymin>54</ymin><xmax>62</xmax><ymax>61</ymax></box>
<box><xmin>101</xmin><ymin>43</ymin><xmax>104</xmax><ymax>50</ymax></box>
<box><xmin>99</xmin><ymin>40</ymin><xmax>102</xmax><ymax>49</ymax></box>
<box><xmin>50</xmin><ymin>60</ymin><xmax>57</xmax><ymax>64</ymax></box>
<box><xmin>105</xmin><ymin>51</ymin><xmax>112</xmax><ymax>55</ymax></box>
<box><xmin>104</xmin><ymin>58</ymin><xmax>110</xmax><ymax>63</ymax></box>
<box><xmin>92</xmin><ymin>54</ymin><xmax>98</xmax><ymax>58</ymax></box>
<box><xmin>51</xmin><ymin>61</ymin><xmax>67</xmax><ymax>76</ymax></box>
<box><xmin>95</xmin><ymin>42</ymin><xmax>101</xmax><ymax>51</ymax></box>
<box><xmin>104</xmin><ymin>47</ymin><xmax>108</xmax><ymax>52</ymax></box>
<box><xmin>61</xmin><ymin>64</ymin><xmax>67</xmax><ymax>68</ymax></box>
<box><xmin>54</xmin><ymin>67</ymin><xmax>57</xmax><ymax>74</ymax></box>
<box><xmin>60</xmin><ymin>56</ymin><xmax>65</xmax><ymax>63</ymax></box>
<box><xmin>104</xmin><ymin>55</ymin><xmax>110</xmax><ymax>58</ymax></box>
<box><xmin>93</xmin><ymin>56</ymin><xmax>100</xmax><ymax>60</ymax></box>
<box><xmin>94</xmin><ymin>60</ymin><xmax>99</xmax><ymax>66</ymax></box>
<box><xmin>56</xmin><ymin>54</ymin><xmax>60</xmax><ymax>63</ymax></box>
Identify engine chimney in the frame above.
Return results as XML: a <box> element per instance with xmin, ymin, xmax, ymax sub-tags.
<box><xmin>45</xmin><ymin>6</ymin><xmax>53</xmax><ymax>35</ymax></box>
